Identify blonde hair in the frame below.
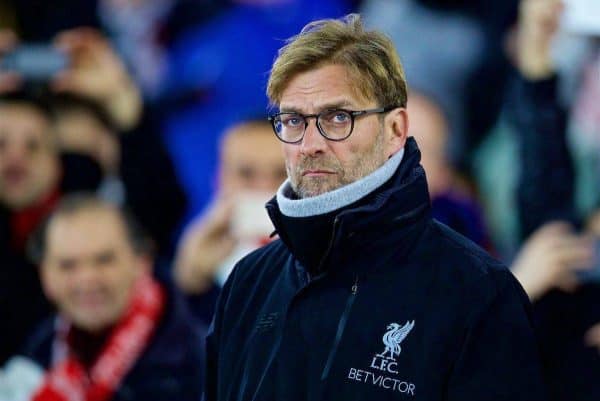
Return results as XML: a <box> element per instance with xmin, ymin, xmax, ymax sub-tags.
<box><xmin>267</xmin><ymin>14</ymin><xmax>407</xmax><ymax>109</ymax></box>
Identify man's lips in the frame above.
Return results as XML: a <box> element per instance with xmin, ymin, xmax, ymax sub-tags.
<box><xmin>302</xmin><ymin>170</ymin><xmax>336</xmax><ymax>177</ymax></box>
<box><xmin>2</xmin><ymin>166</ymin><xmax>27</xmax><ymax>185</ymax></box>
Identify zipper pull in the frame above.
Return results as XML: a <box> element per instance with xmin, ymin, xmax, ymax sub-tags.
<box><xmin>351</xmin><ymin>276</ymin><xmax>358</xmax><ymax>294</ymax></box>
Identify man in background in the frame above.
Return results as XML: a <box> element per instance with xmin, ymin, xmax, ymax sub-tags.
<box><xmin>17</xmin><ymin>194</ymin><xmax>204</xmax><ymax>401</ymax></box>
<box><xmin>0</xmin><ymin>91</ymin><xmax>102</xmax><ymax>365</ymax></box>
<box><xmin>174</xmin><ymin>119</ymin><xmax>285</xmax><ymax>324</ymax></box>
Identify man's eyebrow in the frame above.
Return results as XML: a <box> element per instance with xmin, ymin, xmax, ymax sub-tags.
<box><xmin>319</xmin><ymin>100</ymin><xmax>355</xmax><ymax>110</ymax></box>
<box><xmin>279</xmin><ymin>100</ymin><xmax>355</xmax><ymax>114</ymax></box>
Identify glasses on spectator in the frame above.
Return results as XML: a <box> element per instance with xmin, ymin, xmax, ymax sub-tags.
<box><xmin>268</xmin><ymin>106</ymin><xmax>399</xmax><ymax>144</ymax></box>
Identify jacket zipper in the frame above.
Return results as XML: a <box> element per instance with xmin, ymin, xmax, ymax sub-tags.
<box><xmin>320</xmin><ymin>275</ymin><xmax>359</xmax><ymax>382</ymax></box>
<box><xmin>315</xmin><ymin>217</ymin><xmax>340</xmax><ymax>274</ymax></box>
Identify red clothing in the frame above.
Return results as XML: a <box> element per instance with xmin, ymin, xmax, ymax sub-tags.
<box><xmin>10</xmin><ymin>187</ymin><xmax>61</xmax><ymax>251</ymax></box>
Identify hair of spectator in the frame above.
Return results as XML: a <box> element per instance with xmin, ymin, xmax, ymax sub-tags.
<box><xmin>49</xmin><ymin>93</ymin><xmax>118</xmax><ymax>133</ymax></box>
<box><xmin>0</xmin><ymin>90</ymin><xmax>60</xmax><ymax>151</ymax></box>
<box><xmin>0</xmin><ymin>90</ymin><xmax>53</xmax><ymax>120</ymax></box>
<box><xmin>219</xmin><ymin>117</ymin><xmax>273</xmax><ymax>153</ymax></box>
<box><xmin>266</xmin><ymin>13</ymin><xmax>408</xmax><ymax>109</ymax></box>
<box><xmin>28</xmin><ymin>193</ymin><xmax>152</xmax><ymax>264</ymax></box>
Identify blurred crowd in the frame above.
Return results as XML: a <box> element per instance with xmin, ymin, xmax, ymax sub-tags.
<box><xmin>0</xmin><ymin>0</ymin><xmax>598</xmax><ymax>400</ymax></box>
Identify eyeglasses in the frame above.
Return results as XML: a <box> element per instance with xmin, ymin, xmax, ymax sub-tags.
<box><xmin>268</xmin><ymin>105</ymin><xmax>399</xmax><ymax>144</ymax></box>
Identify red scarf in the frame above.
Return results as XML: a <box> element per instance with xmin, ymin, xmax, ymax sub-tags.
<box><xmin>32</xmin><ymin>274</ymin><xmax>165</xmax><ymax>401</ymax></box>
<box><xmin>10</xmin><ymin>187</ymin><xmax>61</xmax><ymax>251</ymax></box>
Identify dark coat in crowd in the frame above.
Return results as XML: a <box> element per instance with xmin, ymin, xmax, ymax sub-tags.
<box><xmin>24</xmin><ymin>284</ymin><xmax>206</xmax><ymax>401</ymax></box>
<box><xmin>205</xmin><ymin>138</ymin><xmax>546</xmax><ymax>401</ymax></box>
<box><xmin>508</xmin><ymin>73</ymin><xmax>600</xmax><ymax>401</ymax></box>
<box><xmin>118</xmin><ymin>109</ymin><xmax>187</xmax><ymax>261</ymax></box>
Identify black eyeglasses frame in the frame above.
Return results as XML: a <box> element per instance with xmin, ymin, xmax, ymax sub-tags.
<box><xmin>267</xmin><ymin>105</ymin><xmax>399</xmax><ymax>144</ymax></box>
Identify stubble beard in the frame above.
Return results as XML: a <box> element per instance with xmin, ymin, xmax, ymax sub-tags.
<box><xmin>288</xmin><ymin>131</ymin><xmax>386</xmax><ymax>199</ymax></box>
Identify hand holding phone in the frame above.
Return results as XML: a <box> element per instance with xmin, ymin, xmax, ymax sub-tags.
<box><xmin>231</xmin><ymin>191</ymin><xmax>274</xmax><ymax>243</ymax></box>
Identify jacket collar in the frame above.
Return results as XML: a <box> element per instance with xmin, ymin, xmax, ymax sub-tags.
<box><xmin>266</xmin><ymin>137</ymin><xmax>431</xmax><ymax>278</ymax></box>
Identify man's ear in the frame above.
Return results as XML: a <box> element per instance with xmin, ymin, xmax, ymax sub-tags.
<box><xmin>39</xmin><ymin>263</ymin><xmax>57</xmax><ymax>302</ymax></box>
<box><xmin>384</xmin><ymin>107</ymin><xmax>409</xmax><ymax>158</ymax></box>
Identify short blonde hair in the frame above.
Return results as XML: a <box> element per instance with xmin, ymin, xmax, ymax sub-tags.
<box><xmin>267</xmin><ymin>14</ymin><xmax>408</xmax><ymax>109</ymax></box>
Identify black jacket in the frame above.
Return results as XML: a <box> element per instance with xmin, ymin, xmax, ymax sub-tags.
<box><xmin>507</xmin><ymin>74</ymin><xmax>600</xmax><ymax>401</ymax></box>
<box><xmin>205</xmin><ymin>138</ymin><xmax>546</xmax><ymax>401</ymax></box>
<box><xmin>506</xmin><ymin>75</ymin><xmax>575</xmax><ymax>239</ymax></box>
<box><xmin>24</xmin><ymin>284</ymin><xmax>205</xmax><ymax>401</ymax></box>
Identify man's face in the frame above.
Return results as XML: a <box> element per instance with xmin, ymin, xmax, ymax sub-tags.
<box><xmin>406</xmin><ymin>93</ymin><xmax>451</xmax><ymax>197</ymax></box>
<box><xmin>220</xmin><ymin>123</ymin><xmax>287</xmax><ymax>194</ymax></box>
<box><xmin>0</xmin><ymin>103</ymin><xmax>60</xmax><ymax>210</ymax></box>
<box><xmin>279</xmin><ymin>64</ymin><xmax>406</xmax><ymax>198</ymax></box>
<box><xmin>41</xmin><ymin>208</ymin><xmax>146</xmax><ymax>333</ymax></box>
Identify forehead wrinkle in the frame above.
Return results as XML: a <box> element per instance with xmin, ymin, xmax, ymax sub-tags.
<box><xmin>280</xmin><ymin>95</ymin><xmax>366</xmax><ymax>113</ymax></box>
<box><xmin>279</xmin><ymin>73</ymin><xmax>375</xmax><ymax>115</ymax></box>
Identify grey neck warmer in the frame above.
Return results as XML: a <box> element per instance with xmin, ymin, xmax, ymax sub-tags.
<box><xmin>277</xmin><ymin>148</ymin><xmax>404</xmax><ymax>218</ymax></box>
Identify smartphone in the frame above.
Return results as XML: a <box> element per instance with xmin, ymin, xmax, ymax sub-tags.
<box><xmin>562</xmin><ymin>0</ymin><xmax>600</xmax><ymax>36</ymax></box>
<box><xmin>230</xmin><ymin>191</ymin><xmax>274</xmax><ymax>242</ymax></box>
<box><xmin>577</xmin><ymin>239</ymin><xmax>600</xmax><ymax>283</ymax></box>
<box><xmin>0</xmin><ymin>44</ymin><xmax>68</xmax><ymax>81</ymax></box>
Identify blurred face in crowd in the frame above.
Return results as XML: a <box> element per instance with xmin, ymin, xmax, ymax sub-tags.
<box><xmin>41</xmin><ymin>206</ymin><xmax>146</xmax><ymax>333</ymax></box>
<box><xmin>407</xmin><ymin>93</ymin><xmax>451</xmax><ymax>197</ymax></box>
<box><xmin>53</xmin><ymin>107</ymin><xmax>120</xmax><ymax>174</ymax></box>
<box><xmin>279</xmin><ymin>64</ymin><xmax>408</xmax><ymax>198</ymax></box>
<box><xmin>219</xmin><ymin>122</ymin><xmax>287</xmax><ymax>194</ymax></box>
<box><xmin>0</xmin><ymin>102</ymin><xmax>60</xmax><ymax>210</ymax></box>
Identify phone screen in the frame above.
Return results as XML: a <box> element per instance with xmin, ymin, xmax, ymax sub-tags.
<box><xmin>562</xmin><ymin>0</ymin><xmax>600</xmax><ymax>36</ymax></box>
<box><xmin>1</xmin><ymin>45</ymin><xmax>68</xmax><ymax>81</ymax></box>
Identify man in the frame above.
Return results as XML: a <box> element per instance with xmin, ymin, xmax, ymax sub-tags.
<box><xmin>0</xmin><ymin>92</ymin><xmax>102</xmax><ymax>365</ymax></box>
<box><xmin>407</xmin><ymin>91</ymin><xmax>490</xmax><ymax>249</ymax></box>
<box><xmin>206</xmin><ymin>14</ymin><xmax>546</xmax><ymax>401</ymax></box>
<box><xmin>20</xmin><ymin>194</ymin><xmax>204</xmax><ymax>400</ymax></box>
<box><xmin>174</xmin><ymin>119</ymin><xmax>286</xmax><ymax>325</ymax></box>
<box><xmin>48</xmin><ymin>28</ymin><xmax>186</xmax><ymax>259</ymax></box>
<box><xmin>505</xmin><ymin>0</ymin><xmax>600</xmax><ymax>399</ymax></box>
<box><xmin>0</xmin><ymin>27</ymin><xmax>136</xmax><ymax>365</ymax></box>
<box><xmin>175</xmin><ymin>119</ymin><xmax>286</xmax><ymax>293</ymax></box>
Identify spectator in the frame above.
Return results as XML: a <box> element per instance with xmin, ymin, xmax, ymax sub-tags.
<box><xmin>174</xmin><ymin>119</ymin><xmax>285</xmax><ymax>324</ymax></box>
<box><xmin>362</xmin><ymin>0</ymin><xmax>519</xmax><ymax>166</ymax></box>
<box><xmin>18</xmin><ymin>194</ymin><xmax>204</xmax><ymax>401</ymax></box>
<box><xmin>0</xmin><ymin>90</ymin><xmax>102</xmax><ymax>365</ymax></box>
<box><xmin>0</xmin><ymin>26</ymin><xmax>185</xmax><ymax>362</ymax></box>
<box><xmin>408</xmin><ymin>91</ymin><xmax>490</xmax><ymax>248</ymax></box>
<box><xmin>506</xmin><ymin>0</ymin><xmax>600</xmax><ymax>399</ymax></box>
<box><xmin>49</xmin><ymin>28</ymin><xmax>187</xmax><ymax>260</ymax></box>
<box><xmin>49</xmin><ymin>94</ymin><xmax>187</xmax><ymax>263</ymax></box>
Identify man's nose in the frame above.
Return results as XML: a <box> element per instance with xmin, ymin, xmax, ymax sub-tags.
<box><xmin>300</xmin><ymin>119</ymin><xmax>327</xmax><ymax>156</ymax></box>
<box><xmin>2</xmin><ymin>143</ymin><xmax>24</xmax><ymax>161</ymax></box>
<box><xmin>73</xmin><ymin>264</ymin><xmax>100</xmax><ymax>287</ymax></box>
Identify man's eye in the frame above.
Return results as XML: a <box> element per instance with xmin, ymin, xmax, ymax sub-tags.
<box><xmin>26</xmin><ymin>137</ymin><xmax>41</xmax><ymax>154</ymax></box>
<box><xmin>282</xmin><ymin>116</ymin><xmax>303</xmax><ymax>127</ymax></box>
<box><xmin>58</xmin><ymin>260</ymin><xmax>77</xmax><ymax>272</ymax></box>
<box><xmin>332</xmin><ymin>112</ymin><xmax>350</xmax><ymax>123</ymax></box>
<box><xmin>95</xmin><ymin>251</ymin><xmax>116</xmax><ymax>266</ymax></box>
